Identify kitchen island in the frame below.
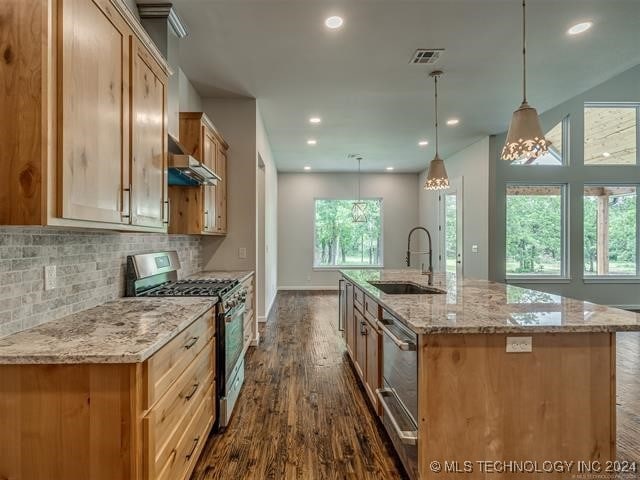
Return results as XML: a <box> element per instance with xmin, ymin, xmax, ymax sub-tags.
<box><xmin>339</xmin><ymin>269</ymin><xmax>640</xmax><ymax>480</ymax></box>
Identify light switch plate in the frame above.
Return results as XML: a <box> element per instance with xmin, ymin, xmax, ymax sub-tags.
<box><xmin>506</xmin><ymin>336</ymin><xmax>532</xmax><ymax>353</ymax></box>
<box><xmin>238</xmin><ymin>247</ymin><xmax>247</xmax><ymax>259</ymax></box>
<box><xmin>44</xmin><ymin>265</ymin><xmax>56</xmax><ymax>290</ymax></box>
<box><xmin>472</xmin><ymin>244</ymin><xmax>479</xmax><ymax>253</ymax></box>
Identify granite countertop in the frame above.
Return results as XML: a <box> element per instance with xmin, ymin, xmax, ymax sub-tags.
<box><xmin>187</xmin><ymin>270</ymin><xmax>254</xmax><ymax>283</ymax></box>
<box><xmin>341</xmin><ymin>269</ymin><xmax>640</xmax><ymax>335</ymax></box>
<box><xmin>0</xmin><ymin>297</ymin><xmax>216</xmax><ymax>365</ymax></box>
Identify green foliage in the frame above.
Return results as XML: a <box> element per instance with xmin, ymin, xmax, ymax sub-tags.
<box><xmin>314</xmin><ymin>200</ymin><xmax>382</xmax><ymax>266</ymax></box>
<box><xmin>506</xmin><ymin>194</ymin><xmax>562</xmax><ymax>275</ymax></box>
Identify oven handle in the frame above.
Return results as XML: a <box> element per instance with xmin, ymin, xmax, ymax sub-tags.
<box><xmin>378</xmin><ymin>321</ymin><xmax>416</xmax><ymax>351</ymax></box>
<box><xmin>376</xmin><ymin>388</ymin><xmax>418</xmax><ymax>446</ymax></box>
<box><xmin>224</xmin><ymin>304</ymin><xmax>246</xmax><ymax>322</ymax></box>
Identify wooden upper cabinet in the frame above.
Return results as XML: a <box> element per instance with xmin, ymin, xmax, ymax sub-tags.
<box><xmin>0</xmin><ymin>0</ymin><xmax>170</xmax><ymax>232</ymax></box>
<box><xmin>169</xmin><ymin>113</ymin><xmax>229</xmax><ymax>236</ymax></box>
<box><xmin>215</xmin><ymin>145</ymin><xmax>228</xmax><ymax>233</ymax></box>
<box><xmin>58</xmin><ymin>0</ymin><xmax>130</xmax><ymax>224</ymax></box>
<box><xmin>130</xmin><ymin>39</ymin><xmax>168</xmax><ymax>229</ymax></box>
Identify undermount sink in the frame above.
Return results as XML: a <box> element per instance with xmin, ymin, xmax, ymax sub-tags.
<box><xmin>368</xmin><ymin>281</ymin><xmax>446</xmax><ymax>295</ymax></box>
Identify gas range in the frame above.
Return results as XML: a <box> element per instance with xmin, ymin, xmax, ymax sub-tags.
<box><xmin>141</xmin><ymin>279</ymin><xmax>239</xmax><ymax>298</ymax></box>
<box><xmin>125</xmin><ymin>251</ymin><xmax>247</xmax><ymax>430</ymax></box>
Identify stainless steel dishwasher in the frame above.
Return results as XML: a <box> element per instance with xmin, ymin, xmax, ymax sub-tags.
<box><xmin>376</xmin><ymin>308</ymin><xmax>419</xmax><ymax>480</ymax></box>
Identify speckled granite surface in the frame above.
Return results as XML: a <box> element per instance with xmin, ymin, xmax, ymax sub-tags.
<box><xmin>0</xmin><ymin>297</ymin><xmax>215</xmax><ymax>364</ymax></box>
<box><xmin>187</xmin><ymin>271</ymin><xmax>254</xmax><ymax>283</ymax></box>
<box><xmin>341</xmin><ymin>269</ymin><xmax>640</xmax><ymax>335</ymax></box>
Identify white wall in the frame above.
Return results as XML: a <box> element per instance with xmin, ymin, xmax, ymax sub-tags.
<box><xmin>178</xmin><ymin>68</ymin><xmax>203</xmax><ymax>113</ymax></box>
<box><xmin>201</xmin><ymin>98</ymin><xmax>257</xmax><ymax>272</ymax></box>
<box><xmin>256</xmin><ymin>106</ymin><xmax>278</xmax><ymax>319</ymax></box>
<box><xmin>418</xmin><ymin>137</ymin><xmax>490</xmax><ymax>279</ymax></box>
<box><xmin>278</xmin><ymin>173</ymin><xmax>419</xmax><ymax>289</ymax></box>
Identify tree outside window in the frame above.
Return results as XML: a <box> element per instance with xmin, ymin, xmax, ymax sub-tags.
<box><xmin>314</xmin><ymin>199</ymin><xmax>382</xmax><ymax>267</ymax></box>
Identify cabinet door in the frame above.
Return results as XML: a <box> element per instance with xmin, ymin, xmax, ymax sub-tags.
<box><xmin>59</xmin><ymin>0</ymin><xmax>130</xmax><ymax>223</ymax></box>
<box><xmin>202</xmin><ymin>129</ymin><xmax>217</xmax><ymax>233</ymax></box>
<box><xmin>365</xmin><ymin>321</ymin><xmax>380</xmax><ymax>410</ymax></box>
<box><xmin>345</xmin><ymin>283</ymin><xmax>356</xmax><ymax>359</ymax></box>
<box><xmin>215</xmin><ymin>145</ymin><xmax>227</xmax><ymax>233</ymax></box>
<box><xmin>130</xmin><ymin>40</ymin><xmax>167</xmax><ymax>228</ymax></box>
<box><xmin>355</xmin><ymin>310</ymin><xmax>366</xmax><ymax>380</ymax></box>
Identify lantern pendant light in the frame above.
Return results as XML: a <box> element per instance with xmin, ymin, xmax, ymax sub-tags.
<box><xmin>351</xmin><ymin>156</ymin><xmax>367</xmax><ymax>223</ymax></box>
<box><xmin>501</xmin><ymin>0</ymin><xmax>550</xmax><ymax>161</ymax></box>
<box><xmin>424</xmin><ymin>70</ymin><xmax>449</xmax><ymax>190</ymax></box>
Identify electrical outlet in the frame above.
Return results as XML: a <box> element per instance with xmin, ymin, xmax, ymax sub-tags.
<box><xmin>44</xmin><ymin>265</ymin><xmax>57</xmax><ymax>291</ymax></box>
<box><xmin>506</xmin><ymin>336</ymin><xmax>532</xmax><ymax>353</ymax></box>
<box><xmin>238</xmin><ymin>247</ymin><xmax>247</xmax><ymax>259</ymax></box>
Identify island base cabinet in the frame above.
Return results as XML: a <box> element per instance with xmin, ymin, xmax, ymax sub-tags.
<box><xmin>0</xmin><ymin>363</ymin><xmax>142</xmax><ymax>480</ymax></box>
<box><xmin>418</xmin><ymin>332</ymin><xmax>616</xmax><ymax>480</ymax></box>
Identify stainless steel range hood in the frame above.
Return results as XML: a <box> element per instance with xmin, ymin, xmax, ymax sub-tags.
<box><xmin>168</xmin><ymin>134</ymin><xmax>221</xmax><ymax>186</ymax></box>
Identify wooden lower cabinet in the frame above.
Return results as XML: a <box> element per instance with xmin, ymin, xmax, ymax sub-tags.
<box><xmin>242</xmin><ymin>273</ymin><xmax>256</xmax><ymax>350</ymax></box>
<box><xmin>345</xmin><ymin>276</ymin><xmax>381</xmax><ymax>413</ymax></box>
<box><xmin>0</xmin><ymin>309</ymin><xmax>216</xmax><ymax>480</ymax></box>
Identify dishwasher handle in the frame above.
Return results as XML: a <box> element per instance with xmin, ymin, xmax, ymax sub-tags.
<box><xmin>378</xmin><ymin>320</ymin><xmax>416</xmax><ymax>351</ymax></box>
<box><xmin>376</xmin><ymin>388</ymin><xmax>418</xmax><ymax>446</ymax></box>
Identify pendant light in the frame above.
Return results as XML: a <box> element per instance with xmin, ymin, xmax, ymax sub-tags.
<box><xmin>424</xmin><ymin>70</ymin><xmax>449</xmax><ymax>190</ymax></box>
<box><xmin>351</xmin><ymin>155</ymin><xmax>367</xmax><ymax>223</ymax></box>
<box><xmin>501</xmin><ymin>0</ymin><xmax>549</xmax><ymax>161</ymax></box>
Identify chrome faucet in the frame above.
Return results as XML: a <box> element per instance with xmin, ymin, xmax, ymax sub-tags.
<box><xmin>406</xmin><ymin>226</ymin><xmax>434</xmax><ymax>285</ymax></box>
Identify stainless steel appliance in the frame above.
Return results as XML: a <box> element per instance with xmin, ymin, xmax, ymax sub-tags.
<box><xmin>377</xmin><ymin>308</ymin><xmax>419</xmax><ymax>480</ymax></box>
<box><xmin>125</xmin><ymin>251</ymin><xmax>246</xmax><ymax>429</ymax></box>
<box><xmin>168</xmin><ymin>134</ymin><xmax>222</xmax><ymax>186</ymax></box>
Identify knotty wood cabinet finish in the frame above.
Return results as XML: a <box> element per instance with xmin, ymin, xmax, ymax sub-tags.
<box><xmin>0</xmin><ymin>0</ymin><xmax>170</xmax><ymax>232</ymax></box>
<box><xmin>0</xmin><ymin>309</ymin><xmax>216</xmax><ymax>480</ymax></box>
<box><xmin>346</xmin><ymin>278</ymin><xmax>381</xmax><ymax>413</ymax></box>
<box><xmin>242</xmin><ymin>273</ymin><xmax>256</xmax><ymax>350</ymax></box>
<box><xmin>168</xmin><ymin>112</ymin><xmax>229</xmax><ymax>235</ymax></box>
<box><xmin>417</xmin><ymin>332</ymin><xmax>616</xmax><ymax>480</ymax></box>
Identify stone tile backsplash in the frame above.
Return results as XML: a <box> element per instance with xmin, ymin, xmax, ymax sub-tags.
<box><xmin>0</xmin><ymin>228</ymin><xmax>202</xmax><ymax>337</ymax></box>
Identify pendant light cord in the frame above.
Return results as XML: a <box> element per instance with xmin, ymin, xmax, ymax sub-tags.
<box><xmin>522</xmin><ymin>0</ymin><xmax>527</xmax><ymax>103</ymax></box>
<box><xmin>434</xmin><ymin>74</ymin><xmax>439</xmax><ymax>156</ymax></box>
<box><xmin>357</xmin><ymin>158</ymin><xmax>361</xmax><ymax>201</ymax></box>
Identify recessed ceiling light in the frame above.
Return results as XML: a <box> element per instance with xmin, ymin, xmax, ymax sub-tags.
<box><xmin>446</xmin><ymin>118</ymin><xmax>460</xmax><ymax>126</ymax></box>
<box><xmin>418</xmin><ymin>140</ymin><xmax>429</xmax><ymax>147</ymax></box>
<box><xmin>309</xmin><ymin>117</ymin><xmax>322</xmax><ymax>124</ymax></box>
<box><xmin>325</xmin><ymin>16</ymin><xmax>344</xmax><ymax>29</ymax></box>
<box><xmin>567</xmin><ymin>22</ymin><xmax>593</xmax><ymax>35</ymax></box>
<box><xmin>602</xmin><ymin>152</ymin><xmax>611</xmax><ymax>157</ymax></box>
<box><xmin>304</xmin><ymin>166</ymin><xmax>311</xmax><ymax>170</ymax></box>
<box><xmin>386</xmin><ymin>167</ymin><xmax>394</xmax><ymax>171</ymax></box>
<box><xmin>307</xmin><ymin>139</ymin><xmax>317</xmax><ymax>145</ymax></box>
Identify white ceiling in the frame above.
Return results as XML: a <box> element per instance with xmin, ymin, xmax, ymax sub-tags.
<box><xmin>171</xmin><ymin>0</ymin><xmax>640</xmax><ymax>172</ymax></box>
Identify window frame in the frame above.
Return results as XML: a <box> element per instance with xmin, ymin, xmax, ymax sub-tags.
<box><xmin>583</xmin><ymin>102</ymin><xmax>640</xmax><ymax>167</ymax></box>
<box><xmin>312</xmin><ymin>197</ymin><xmax>385</xmax><ymax>270</ymax></box>
<box><xmin>509</xmin><ymin>115</ymin><xmax>570</xmax><ymax>167</ymax></box>
<box><xmin>504</xmin><ymin>183</ymin><xmax>570</xmax><ymax>281</ymax></box>
<box><xmin>582</xmin><ymin>183</ymin><xmax>640</xmax><ymax>281</ymax></box>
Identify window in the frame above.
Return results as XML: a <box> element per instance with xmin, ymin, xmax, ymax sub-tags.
<box><xmin>314</xmin><ymin>199</ymin><xmax>382</xmax><ymax>267</ymax></box>
<box><xmin>511</xmin><ymin>117</ymin><xmax>566</xmax><ymax>165</ymax></box>
<box><xmin>583</xmin><ymin>186</ymin><xmax>637</xmax><ymax>276</ymax></box>
<box><xmin>506</xmin><ymin>185</ymin><xmax>566</xmax><ymax>276</ymax></box>
<box><xmin>584</xmin><ymin>104</ymin><xmax>638</xmax><ymax>165</ymax></box>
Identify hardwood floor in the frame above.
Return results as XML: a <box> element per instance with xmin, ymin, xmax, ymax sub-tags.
<box><xmin>191</xmin><ymin>291</ymin><xmax>406</xmax><ymax>480</ymax></box>
<box><xmin>617</xmin><ymin>331</ymin><xmax>640</xmax><ymax>461</ymax></box>
<box><xmin>192</xmin><ymin>292</ymin><xmax>640</xmax><ymax>479</ymax></box>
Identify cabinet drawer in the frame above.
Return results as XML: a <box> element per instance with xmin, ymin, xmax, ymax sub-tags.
<box><xmin>145</xmin><ymin>341</ymin><xmax>213</xmax><ymax>467</ymax></box>
<box><xmin>143</xmin><ymin>310</ymin><xmax>214</xmax><ymax>409</ymax></box>
<box><xmin>353</xmin><ymin>286</ymin><xmax>365</xmax><ymax>312</ymax></box>
<box><xmin>156</xmin><ymin>385</ymin><xmax>214</xmax><ymax>480</ymax></box>
<box><xmin>363</xmin><ymin>295</ymin><xmax>379</xmax><ymax>323</ymax></box>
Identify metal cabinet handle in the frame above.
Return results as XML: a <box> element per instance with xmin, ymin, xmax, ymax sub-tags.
<box><xmin>360</xmin><ymin>321</ymin><xmax>368</xmax><ymax>336</ymax></box>
<box><xmin>184</xmin><ymin>383</ymin><xmax>199</xmax><ymax>400</ymax></box>
<box><xmin>204</xmin><ymin>210</ymin><xmax>209</xmax><ymax>230</ymax></box>
<box><xmin>185</xmin><ymin>437</ymin><xmax>200</xmax><ymax>459</ymax></box>
<box><xmin>121</xmin><ymin>184</ymin><xmax>132</xmax><ymax>219</ymax></box>
<box><xmin>184</xmin><ymin>336</ymin><xmax>198</xmax><ymax>350</ymax></box>
<box><xmin>379</xmin><ymin>322</ymin><xmax>416</xmax><ymax>351</ymax></box>
<box><xmin>376</xmin><ymin>388</ymin><xmax>418</xmax><ymax>446</ymax></box>
<box><xmin>163</xmin><ymin>199</ymin><xmax>170</xmax><ymax>224</ymax></box>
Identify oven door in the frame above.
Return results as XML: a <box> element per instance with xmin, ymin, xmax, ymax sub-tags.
<box><xmin>224</xmin><ymin>303</ymin><xmax>246</xmax><ymax>381</ymax></box>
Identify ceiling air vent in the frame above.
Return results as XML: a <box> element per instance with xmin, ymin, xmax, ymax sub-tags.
<box><xmin>410</xmin><ymin>49</ymin><xmax>444</xmax><ymax>65</ymax></box>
